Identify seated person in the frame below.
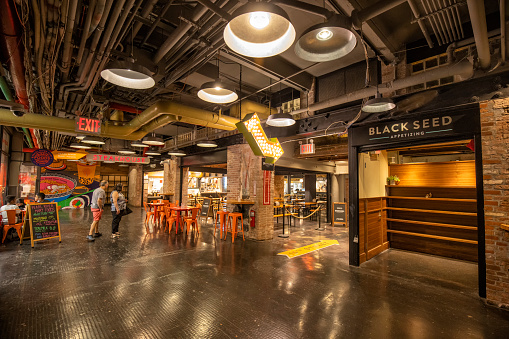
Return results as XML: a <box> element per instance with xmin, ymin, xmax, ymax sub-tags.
<box><xmin>1</xmin><ymin>196</ymin><xmax>21</xmax><ymax>224</ymax></box>
<box><xmin>35</xmin><ymin>193</ymin><xmax>50</xmax><ymax>203</ymax></box>
<box><xmin>16</xmin><ymin>198</ymin><xmax>26</xmax><ymax>210</ymax></box>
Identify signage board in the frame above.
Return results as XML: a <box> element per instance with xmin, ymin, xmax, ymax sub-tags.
<box><xmin>31</xmin><ymin>149</ymin><xmax>54</xmax><ymax>167</ymax></box>
<box><xmin>21</xmin><ymin>203</ymin><xmax>61</xmax><ymax>247</ymax></box>
<box><xmin>349</xmin><ymin>108</ymin><xmax>480</xmax><ymax>147</ymax></box>
<box><xmin>300</xmin><ymin>143</ymin><xmax>315</xmax><ymax>154</ymax></box>
<box><xmin>200</xmin><ymin>197</ymin><xmax>212</xmax><ymax>217</ymax></box>
<box><xmin>236</xmin><ymin>113</ymin><xmax>284</xmax><ymax>164</ymax></box>
<box><xmin>261</xmin><ymin>159</ymin><xmax>275</xmax><ymax>171</ymax></box>
<box><xmin>333</xmin><ymin>202</ymin><xmax>347</xmax><ymax>227</ymax></box>
<box><xmin>263</xmin><ymin>170</ymin><xmax>271</xmax><ymax>205</ymax></box>
<box><xmin>75</xmin><ymin>117</ymin><xmax>101</xmax><ymax>134</ymax></box>
<box><xmin>52</xmin><ymin>151</ymin><xmax>87</xmax><ymax>160</ymax></box>
<box><xmin>86</xmin><ymin>154</ymin><xmax>150</xmax><ymax>164</ymax></box>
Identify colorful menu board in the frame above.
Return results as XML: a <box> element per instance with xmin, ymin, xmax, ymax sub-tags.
<box><xmin>21</xmin><ymin>203</ymin><xmax>61</xmax><ymax>247</ymax></box>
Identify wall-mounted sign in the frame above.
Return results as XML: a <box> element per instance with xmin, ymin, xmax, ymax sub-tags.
<box><xmin>52</xmin><ymin>151</ymin><xmax>87</xmax><ymax>160</ymax></box>
<box><xmin>31</xmin><ymin>149</ymin><xmax>54</xmax><ymax>167</ymax></box>
<box><xmin>236</xmin><ymin>113</ymin><xmax>284</xmax><ymax>164</ymax></box>
<box><xmin>300</xmin><ymin>143</ymin><xmax>315</xmax><ymax>154</ymax></box>
<box><xmin>349</xmin><ymin>108</ymin><xmax>480</xmax><ymax>147</ymax></box>
<box><xmin>261</xmin><ymin>159</ymin><xmax>275</xmax><ymax>171</ymax></box>
<box><xmin>86</xmin><ymin>154</ymin><xmax>150</xmax><ymax>164</ymax></box>
<box><xmin>263</xmin><ymin>170</ymin><xmax>271</xmax><ymax>205</ymax></box>
<box><xmin>75</xmin><ymin>117</ymin><xmax>101</xmax><ymax>134</ymax></box>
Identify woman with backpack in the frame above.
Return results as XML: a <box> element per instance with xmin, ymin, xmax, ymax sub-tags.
<box><xmin>111</xmin><ymin>183</ymin><xmax>127</xmax><ymax>238</ymax></box>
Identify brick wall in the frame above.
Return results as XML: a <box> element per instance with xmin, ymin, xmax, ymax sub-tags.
<box><xmin>274</xmin><ymin>175</ymin><xmax>285</xmax><ymax>199</ymax></box>
<box><xmin>227</xmin><ymin>144</ymin><xmax>274</xmax><ymax>240</ymax></box>
<box><xmin>128</xmin><ymin>165</ymin><xmax>143</xmax><ymax>207</ymax></box>
<box><xmin>480</xmin><ymin>99</ymin><xmax>509</xmax><ymax>308</ymax></box>
<box><xmin>163</xmin><ymin>159</ymin><xmax>178</xmax><ymax>203</ymax></box>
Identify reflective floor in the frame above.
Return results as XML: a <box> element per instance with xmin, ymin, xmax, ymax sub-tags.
<box><xmin>0</xmin><ymin>208</ymin><xmax>508</xmax><ymax>338</ymax></box>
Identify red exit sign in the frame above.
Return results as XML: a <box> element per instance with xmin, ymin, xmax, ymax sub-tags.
<box><xmin>300</xmin><ymin>143</ymin><xmax>315</xmax><ymax>154</ymax></box>
<box><xmin>75</xmin><ymin>117</ymin><xmax>101</xmax><ymax>134</ymax></box>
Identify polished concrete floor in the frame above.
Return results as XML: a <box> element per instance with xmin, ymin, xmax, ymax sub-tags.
<box><xmin>0</xmin><ymin>208</ymin><xmax>508</xmax><ymax>338</ymax></box>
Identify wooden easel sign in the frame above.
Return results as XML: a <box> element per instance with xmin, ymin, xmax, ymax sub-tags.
<box><xmin>333</xmin><ymin>202</ymin><xmax>348</xmax><ymax>227</ymax></box>
<box><xmin>21</xmin><ymin>203</ymin><xmax>61</xmax><ymax>247</ymax></box>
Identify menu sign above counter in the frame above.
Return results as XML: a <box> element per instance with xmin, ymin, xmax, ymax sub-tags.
<box><xmin>349</xmin><ymin>107</ymin><xmax>480</xmax><ymax>147</ymax></box>
<box><xmin>86</xmin><ymin>154</ymin><xmax>150</xmax><ymax>164</ymax></box>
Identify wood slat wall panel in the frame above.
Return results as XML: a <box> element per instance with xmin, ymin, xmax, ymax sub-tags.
<box><xmin>388</xmin><ymin>210</ymin><xmax>478</xmax><ymax>226</ymax></box>
<box><xmin>388</xmin><ymin>199</ymin><xmax>477</xmax><ymax>213</ymax></box>
<box><xmin>388</xmin><ymin>221</ymin><xmax>478</xmax><ymax>241</ymax></box>
<box><xmin>387</xmin><ymin>186</ymin><xmax>477</xmax><ymax>199</ymax></box>
<box><xmin>390</xmin><ymin>235</ymin><xmax>478</xmax><ymax>262</ymax></box>
<box><xmin>389</xmin><ymin>161</ymin><xmax>475</xmax><ymax>187</ymax></box>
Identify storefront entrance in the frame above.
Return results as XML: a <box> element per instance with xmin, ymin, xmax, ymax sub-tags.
<box><xmin>348</xmin><ymin>103</ymin><xmax>485</xmax><ymax>297</ymax></box>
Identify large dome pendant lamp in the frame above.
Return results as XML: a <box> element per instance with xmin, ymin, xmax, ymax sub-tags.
<box><xmin>197</xmin><ymin>54</ymin><xmax>238</xmax><ymax>104</ymax></box>
<box><xmin>224</xmin><ymin>2</ymin><xmax>296</xmax><ymax>58</ymax></box>
<box><xmin>294</xmin><ymin>15</ymin><xmax>357</xmax><ymax>62</ymax></box>
<box><xmin>168</xmin><ymin>126</ymin><xmax>187</xmax><ymax>156</ymax></box>
<box><xmin>362</xmin><ymin>91</ymin><xmax>396</xmax><ymax>113</ymax></box>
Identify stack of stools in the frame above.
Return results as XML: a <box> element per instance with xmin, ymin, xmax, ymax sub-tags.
<box><xmin>214</xmin><ymin>210</ymin><xmax>229</xmax><ymax>239</ymax></box>
<box><xmin>225</xmin><ymin>212</ymin><xmax>245</xmax><ymax>243</ymax></box>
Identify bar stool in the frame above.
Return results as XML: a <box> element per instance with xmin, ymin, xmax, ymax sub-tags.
<box><xmin>214</xmin><ymin>211</ymin><xmax>229</xmax><ymax>239</ymax></box>
<box><xmin>225</xmin><ymin>212</ymin><xmax>244</xmax><ymax>243</ymax></box>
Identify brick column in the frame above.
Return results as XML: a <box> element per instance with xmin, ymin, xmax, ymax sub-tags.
<box><xmin>274</xmin><ymin>175</ymin><xmax>285</xmax><ymax>199</ymax></box>
<box><xmin>227</xmin><ymin>144</ymin><xmax>274</xmax><ymax>240</ymax></box>
<box><xmin>480</xmin><ymin>99</ymin><xmax>509</xmax><ymax>308</ymax></box>
<box><xmin>128</xmin><ymin>165</ymin><xmax>143</xmax><ymax>207</ymax></box>
<box><xmin>163</xmin><ymin>159</ymin><xmax>178</xmax><ymax>203</ymax></box>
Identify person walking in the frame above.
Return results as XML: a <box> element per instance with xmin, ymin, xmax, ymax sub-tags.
<box><xmin>110</xmin><ymin>183</ymin><xmax>127</xmax><ymax>238</ymax></box>
<box><xmin>87</xmin><ymin>180</ymin><xmax>108</xmax><ymax>242</ymax></box>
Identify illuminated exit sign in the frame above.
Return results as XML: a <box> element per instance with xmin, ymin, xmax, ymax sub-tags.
<box><xmin>75</xmin><ymin>117</ymin><xmax>101</xmax><ymax>134</ymax></box>
<box><xmin>300</xmin><ymin>143</ymin><xmax>315</xmax><ymax>155</ymax></box>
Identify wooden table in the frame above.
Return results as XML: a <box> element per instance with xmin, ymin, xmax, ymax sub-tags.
<box><xmin>169</xmin><ymin>206</ymin><xmax>192</xmax><ymax>233</ymax></box>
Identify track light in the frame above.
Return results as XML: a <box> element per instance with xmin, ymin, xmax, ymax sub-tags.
<box><xmin>362</xmin><ymin>93</ymin><xmax>396</xmax><ymax>113</ymax></box>
<box><xmin>81</xmin><ymin>136</ymin><xmax>105</xmax><ymax>145</ymax></box>
<box><xmin>266</xmin><ymin>112</ymin><xmax>296</xmax><ymax>127</ymax></box>
<box><xmin>198</xmin><ymin>80</ymin><xmax>238</xmax><ymax>104</ymax></box>
<box><xmin>224</xmin><ymin>2</ymin><xmax>295</xmax><ymax>57</ymax></box>
<box><xmin>101</xmin><ymin>60</ymin><xmax>155</xmax><ymax>89</ymax></box>
<box><xmin>295</xmin><ymin>15</ymin><xmax>357</xmax><ymax>62</ymax></box>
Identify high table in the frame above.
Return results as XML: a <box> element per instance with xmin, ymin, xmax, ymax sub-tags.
<box><xmin>148</xmin><ymin>202</ymin><xmax>165</xmax><ymax>226</ymax></box>
<box><xmin>169</xmin><ymin>206</ymin><xmax>192</xmax><ymax>233</ymax></box>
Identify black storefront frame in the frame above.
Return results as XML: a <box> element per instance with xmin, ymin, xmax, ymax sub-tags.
<box><xmin>348</xmin><ymin>103</ymin><xmax>486</xmax><ymax>298</ymax></box>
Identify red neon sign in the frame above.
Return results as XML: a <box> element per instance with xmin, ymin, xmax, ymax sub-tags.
<box><xmin>75</xmin><ymin>117</ymin><xmax>101</xmax><ymax>134</ymax></box>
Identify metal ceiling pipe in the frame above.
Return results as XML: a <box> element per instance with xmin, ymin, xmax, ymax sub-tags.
<box><xmin>76</xmin><ymin>0</ymin><xmax>97</xmax><ymax>65</ymax></box>
<box><xmin>290</xmin><ymin>60</ymin><xmax>474</xmax><ymax>115</ymax></box>
<box><xmin>421</xmin><ymin>0</ymin><xmax>444</xmax><ymax>45</ymax></box>
<box><xmin>140</xmin><ymin>0</ymin><xmax>174</xmax><ymax>47</ymax></box>
<box><xmin>466</xmin><ymin>0</ymin><xmax>490</xmax><ymax>69</ymax></box>
<box><xmin>500</xmin><ymin>0</ymin><xmax>506</xmax><ymax>63</ymax></box>
<box><xmin>89</xmin><ymin>0</ymin><xmax>106</xmax><ymax>36</ymax></box>
<box><xmin>407</xmin><ymin>0</ymin><xmax>433</xmax><ymax>48</ymax></box>
<box><xmin>228</xmin><ymin>100</ymin><xmax>277</xmax><ymax>120</ymax></box>
<box><xmin>351</xmin><ymin>0</ymin><xmax>408</xmax><ymax>29</ymax></box>
<box><xmin>132</xmin><ymin>0</ymin><xmax>159</xmax><ymax>39</ymax></box>
<box><xmin>153</xmin><ymin>2</ymin><xmax>213</xmax><ymax>63</ymax></box>
<box><xmin>61</xmin><ymin>0</ymin><xmax>79</xmax><ymax>81</ymax></box>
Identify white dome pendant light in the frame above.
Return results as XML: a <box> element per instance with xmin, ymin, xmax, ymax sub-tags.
<box><xmin>224</xmin><ymin>2</ymin><xmax>296</xmax><ymax>58</ymax></box>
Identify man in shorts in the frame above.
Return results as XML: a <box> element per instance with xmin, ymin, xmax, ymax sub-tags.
<box><xmin>87</xmin><ymin>180</ymin><xmax>108</xmax><ymax>242</ymax></box>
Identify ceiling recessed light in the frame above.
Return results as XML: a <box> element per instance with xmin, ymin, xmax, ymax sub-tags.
<box><xmin>224</xmin><ymin>2</ymin><xmax>295</xmax><ymax>58</ymax></box>
<box><xmin>101</xmin><ymin>60</ymin><xmax>155</xmax><ymax>89</ymax></box>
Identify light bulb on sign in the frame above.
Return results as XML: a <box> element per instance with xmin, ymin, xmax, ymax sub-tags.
<box><xmin>249</xmin><ymin>12</ymin><xmax>270</xmax><ymax>29</ymax></box>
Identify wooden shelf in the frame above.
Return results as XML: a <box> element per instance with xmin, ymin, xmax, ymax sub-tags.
<box><xmin>385</xmin><ymin>207</ymin><xmax>477</xmax><ymax>216</ymax></box>
<box><xmin>386</xmin><ymin>218</ymin><xmax>477</xmax><ymax>230</ymax></box>
<box><xmin>386</xmin><ymin>196</ymin><xmax>476</xmax><ymax>203</ymax></box>
<box><xmin>387</xmin><ymin>229</ymin><xmax>478</xmax><ymax>244</ymax></box>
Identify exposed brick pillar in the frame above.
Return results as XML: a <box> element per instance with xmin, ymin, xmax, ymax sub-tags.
<box><xmin>163</xmin><ymin>159</ymin><xmax>178</xmax><ymax>203</ymax></box>
<box><xmin>128</xmin><ymin>165</ymin><xmax>143</xmax><ymax>207</ymax></box>
<box><xmin>480</xmin><ymin>99</ymin><xmax>509</xmax><ymax>308</ymax></box>
<box><xmin>227</xmin><ymin>144</ymin><xmax>274</xmax><ymax>240</ymax></box>
<box><xmin>274</xmin><ymin>175</ymin><xmax>285</xmax><ymax>199</ymax></box>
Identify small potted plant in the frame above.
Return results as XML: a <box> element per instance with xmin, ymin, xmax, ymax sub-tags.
<box><xmin>387</xmin><ymin>176</ymin><xmax>399</xmax><ymax>185</ymax></box>
<box><xmin>393</xmin><ymin>175</ymin><xmax>400</xmax><ymax>185</ymax></box>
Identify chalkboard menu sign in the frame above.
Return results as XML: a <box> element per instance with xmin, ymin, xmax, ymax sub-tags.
<box><xmin>333</xmin><ymin>202</ymin><xmax>347</xmax><ymax>227</ymax></box>
<box><xmin>200</xmin><ymin>198</ymin><xmax>212</xmax><ymax>217</ymax></box>
<box><xmin>22</xmin><ymin>203</ymin><xmax>61</xmax><ymax>247</ymax></box>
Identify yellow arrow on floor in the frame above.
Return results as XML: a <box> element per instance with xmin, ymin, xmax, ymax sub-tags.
<box><xmin>278</xmin><ymin>239</ymin><xmax>339</xmax><ymax>259</ymax></box>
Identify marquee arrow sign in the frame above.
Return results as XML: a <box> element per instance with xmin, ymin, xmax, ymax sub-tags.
<box><xmin>236</xmin><ymin>113</ymin><xmax>284</xmax><ymax>164</ymax></box>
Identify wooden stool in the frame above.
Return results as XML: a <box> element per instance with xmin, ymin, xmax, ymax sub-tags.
<box><xmin>214</xmin><ymin>211</ymin><xmax>229</xmax><ymax>239</ymax></box>
<box><xmin>225</xmin><ymin>212</ymin><xmax>244</xmax><ymax>243</ymax></box>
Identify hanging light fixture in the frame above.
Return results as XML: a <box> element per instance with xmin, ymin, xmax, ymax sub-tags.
<box><xmin>101</xmin><ymin>60</ymin><xmax>155</xmax><ymax>89</ymax></box>
<box><xmin>131</xmin><ymin>140</ymin><xmax>149</xmax><ymax>147</ymax></box>
<box><xmin>198</xmin><ymin>79</ymin><xmax>238</xmax><ymax>104</ymax></box>
<box><xmin>118</xmin><ymin>148</ymin><xmax>136</xmax><ymax>154</ymax></box>
<box><xmin>362</xmin><ymin>92</ymin><xmax>396</xmax><ymax>113</ymax></box>
<box><xmin>224</xmin><ymin>2</ymin><xmax>296</xmax><ymax>58</ymax></box>
<box><xmin>104</xmin><ymin>160</ymin><xmax>115</xmax><ymax>164</ymax></box>
<box><xmin>294</xmin><ymin>15</ymin><xmax>357</xmax><ymax>62</ymax></box>
<box><xmin>266</xmin><ymin>112</ymin><xmax>296</xmax><ymax>127</ymax></box>
<box><xmin>168</xmin><ymin>126</ymin><xmax>187</xmax><ymax>156</ymax></box>
<box><xmin>197</xmin><ymin>140</ymin><xmax>218</xmax><ymax>148</ymax></box>
<box><xmin>76</xmin><ymin>134</ymin><xmax>86</xmax><ymax>140</ymax></box>
<box><xmin>81</xmin><ymin>135</ymin><xmax>105</xmax><ymax>145</ymax></box>
<box><xmin>118</xmin><ymin>163</ymin><xmax>129</xmax><ymax>167</ymax></box>
<box><xmin>142</xmin><ymin>133</ymin><xmax>165</xmax><ymax>146</ymax></box>
<box><xmin>70</xmin><ymin>142</ymin><xmax>92</xmax><ymax>149</ymax></box>
<box><xmin>145</xmin><ymin>147</ymin><xmax>162</xmax><ymax>156</ymax></box>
